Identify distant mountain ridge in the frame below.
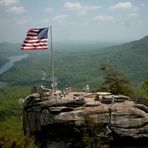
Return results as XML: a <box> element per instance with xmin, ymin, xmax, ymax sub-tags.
<box><xmin>116</xmin><ymin>35</ymin><xmax>148</xmax><ymax>50</ymax></box>
<box><xmin>96</xmin><ymin>35</ymin><xmax>148</xmax><ymax>84</ymax></box>
<box><xmin>131</xmin><ymin>35</ymin><xmax>148</xmax><ymax>46</ymax></box>
<box><xmin>0</xmin><ymin>36</ymin><xmax>147</xmax><ymax>88</ymax></box>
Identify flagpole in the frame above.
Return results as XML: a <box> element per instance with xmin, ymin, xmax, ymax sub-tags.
<box><xmin>50</xmin><ymin>25</ymin><xmax>55</xmax><ymax>92</ymax></box>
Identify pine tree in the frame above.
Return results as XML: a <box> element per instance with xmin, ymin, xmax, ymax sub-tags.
<box><xmin>99</xmin><ymin>64</ymin><xmax>133</xmax><ymax>96</ymax></box>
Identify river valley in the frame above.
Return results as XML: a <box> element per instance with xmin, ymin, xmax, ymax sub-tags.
<box><xmin>0</xmin><ymin>54</ymin><xmax>28</xmax><ymax>88</ymax></box>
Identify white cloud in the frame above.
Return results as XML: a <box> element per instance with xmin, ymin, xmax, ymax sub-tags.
<box><xmin>109</xmin><ymin>2</ymin><xmax>139</xmax><ymax>20</ymax></box>
<box><xmin>94</xmin><ymin>15</ymin><xmax>115</xmax><ymax>21</ymax></box>
<box><xmin>0</xmin><ymin>0</ymin><xmax>25</xmax><ymax>14</ymax></box>
<box><xmin>128</xmin><ymin>12</ymin><xmax>138</xmax><ymax>17</ymax></box>
<box><xmin>0</xmin><ymin>0</ymin><xmax>18</xmax><ymax>7</ymax></box>
<box><xmin>64</xmin><ymin>2</ymin><xmax>81</xmax><ymax>9</ymax></box>
<box><xmin>44</xmin><ymin>7</ymin><xmax>53</xmax><ymax>13</ymax></box>
<box><xmin>110</xmin><ymin>2</ymin><xmax>139</xmax><ymax>14</ymax></box>
<box><xmin>64</xmin><ymin>2</ymin><xmax>101</xmax><ymax>15</ymax></box>
<box><xmin>111</xmin><ymin>2</ymin><xmax>133</xmax><ymax>10</ymax></box>
<box><xmin>53</xmin><ymin>14</ymin><xmax>69</xmax><ymax>23</ymax></box>
<box><xmin>7</xmin><ymin>6</ymin><xmax>24</xmax><ymax>14</ymax></box>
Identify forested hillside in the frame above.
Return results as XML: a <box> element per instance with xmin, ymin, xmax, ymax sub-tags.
<box><xmin>96</xmin><ymin>35</ymin><xmax>148</xmax><ymax>84</ymax></box>
<box><xmin>0</xmin><ymin>36</ymin><xmax>148</xmax><ymax>147</ymax></box>
<box><xmin>0</xmin><ymin>36</ymin><xmax>148</xmax><ymax>90</ymax></box>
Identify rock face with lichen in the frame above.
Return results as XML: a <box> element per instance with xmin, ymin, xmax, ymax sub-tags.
<box><xmin>23</xmin><ymin>91</ymin><xmax>148</xmax><ymax>147</ymax></box>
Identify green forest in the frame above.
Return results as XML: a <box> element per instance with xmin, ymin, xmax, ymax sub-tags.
<box><xmin>0</xmin><ymin>36</ymin><xmax>148</xmax><ymax>147</ymax></box>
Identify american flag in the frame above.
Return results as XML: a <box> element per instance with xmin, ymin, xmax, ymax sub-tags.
<box><xmin>21</xmin><ymin>27</ymin><xmax>49</xmax><ymax>50</ymax></box>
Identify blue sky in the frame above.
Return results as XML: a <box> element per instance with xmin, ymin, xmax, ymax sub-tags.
<box><xmin>0</xmin><ymin>0</ymin><xmax>148</xmax><ymax>42</ymax></box>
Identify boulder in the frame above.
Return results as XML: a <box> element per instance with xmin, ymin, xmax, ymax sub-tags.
<box><xmin>23</xmin><ymin>92</ymin><xmax>148</xmax><ymax>147</ymax></box>
<box><xmin>37</xmin><ymin>98</ymin><xmax>86</xmax><ymax>108</ymax></box>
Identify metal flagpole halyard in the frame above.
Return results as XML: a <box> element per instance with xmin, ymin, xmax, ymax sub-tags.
<box><xmin>50</xmin><ymin>25</ymin><xmax>55</xmax><ymax>92</ymax></box>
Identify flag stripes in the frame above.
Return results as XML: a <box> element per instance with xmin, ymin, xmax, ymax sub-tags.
<box><xmin>21</xmin><ymin>27</ymin><xmax>49</xmax><ymax>50</ymax></box>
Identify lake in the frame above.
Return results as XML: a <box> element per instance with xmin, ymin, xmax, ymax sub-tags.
<box><xmin>0</xmin><ymin>54</ymin><xmax>28</xmax><ymax>75</ymax></box>
<box><xmin>0</xmin><ymin>54</ymin><xmax>28</xmax><ymax>88</ymax></box>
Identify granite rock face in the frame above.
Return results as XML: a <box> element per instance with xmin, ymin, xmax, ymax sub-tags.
<box><xmin>23</xmin><ymin>92</ymin><xmax>148</xmax><ymax>147</ymax></box>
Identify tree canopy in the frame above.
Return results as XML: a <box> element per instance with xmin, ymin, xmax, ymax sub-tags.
<box><xmin>99</xmin><ymin>64</ymin><xmax>133</xmax><ymax>96</ymax></box>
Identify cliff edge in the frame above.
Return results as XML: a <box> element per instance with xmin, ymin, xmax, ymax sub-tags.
<box><xmin>23</xmin><ymin>91</ymin><xmax>148</xmax><ymax>147</ymax></box>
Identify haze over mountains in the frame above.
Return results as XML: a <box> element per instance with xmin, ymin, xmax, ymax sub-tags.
<box><xmin>96</xmin><ymin>35</ymin><xmax>148</xmax><ymax>84</ymax></box>
<box><xmin>0</xmin><ymin>35</ymin><xmax>148</xmax><ymax>89</ymax></box>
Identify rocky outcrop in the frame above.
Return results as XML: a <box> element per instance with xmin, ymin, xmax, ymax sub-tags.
<box><xmin>23</xmin><ymin>92</ymin><xmax>148</xmax><ymax>147</ymax></box>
